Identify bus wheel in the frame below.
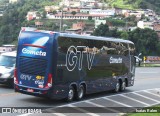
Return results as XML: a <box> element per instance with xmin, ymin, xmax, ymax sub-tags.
<box><xmin>120</xmin><ymin>81</ymin><xmax>126</xmax><ymax>91</ymax></box>
<box><xmin>114</xmin><ymin>81</ymin><xmax>120</xmax><ymax>93</ymax></box>
<box><xmin>67</xmin><ymin>86</ymin><xmax>75</xmax><ymax>102</ymax></box>
<box><xmin>76</xmin><ymin>85</ymin><xmax>85</xmax><ymax>100</ymax></box>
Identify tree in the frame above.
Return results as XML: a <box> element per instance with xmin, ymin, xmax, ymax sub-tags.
<box><xmin>128</xmin><ymin>28</ymin><xmax>159</xmax><ymax>55</ymax></box>
<box><xmin>52</xmin><ymin>10</ymin><xmax>57</xmax><ymax>15</ymax></box>
<box><xmin>71</xmin><ymin>11</ymin><xmax>76</xmax><ymax>16</ymax></box>
<box><xmin>88</xmin><ymin>16</ymin><xmax>92</xmax><ymax>20</ymax></box>
<box><xmin>92</xmin><ymin>23</ymin><xmax>110</xmax><ymax>37</ymax></box>
<box><xmin>42</xmin><ymin>11</ymin><xmax>46</xmax><ymax>19</ymax></box>
<box><xmin>120</xmin><ymin>31</ymin><xmax>129</xmax><ymax>40</ymax></box>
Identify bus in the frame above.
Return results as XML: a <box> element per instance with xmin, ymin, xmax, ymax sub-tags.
<box><xmin>14</xmin><ymin>27</ymin><xmax>136</xmax><ymax>101</ymax></box>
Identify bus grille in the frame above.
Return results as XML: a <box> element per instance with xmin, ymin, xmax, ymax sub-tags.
<box><xmin>19</xmin><ymin>57</ymin><xmax>47</xmax><ymax>76</ymax></box>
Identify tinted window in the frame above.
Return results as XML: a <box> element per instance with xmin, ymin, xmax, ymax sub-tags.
<box><xmin>58</xmin><ymin>36</ymin><xmax>129</xmax><ymax>56</ymax></box>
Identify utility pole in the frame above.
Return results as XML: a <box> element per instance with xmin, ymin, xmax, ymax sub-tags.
<box><xmin>60</xmin><ymin>4</ymin><xmax>64</xmax><ymax>32</ymax></box>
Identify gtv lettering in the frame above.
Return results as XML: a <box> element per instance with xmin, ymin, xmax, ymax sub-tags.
<box><xmin>20</xmin><ymin>74</ymin><xmax>32</xmax><ymax>81</ymax></box>
<box><xmin>66</xmin><ymin>46</ymin><xmax>96</xmax><ymax>71</ymax></box>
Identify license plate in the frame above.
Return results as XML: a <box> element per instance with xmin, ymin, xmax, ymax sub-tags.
<box><xmin>27</xmin><ymin>88</ymin><xmax>34</xmax><ymax>92</ymax></box>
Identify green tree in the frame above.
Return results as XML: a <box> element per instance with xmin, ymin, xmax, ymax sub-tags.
<box><xmin>71</xmin><ymin>11</ymin><xmax>76</xmax><ymax>16</ymax></box>
<box><xmin>42</xmin><ymin>11</ymin><xmax>46</xmax><ymax>19</ymax></box>
<box><xmin>52</xmin><ymin>10</ymin><xmax>57</xmax><ymax>15</ymax></box>
<box><xmin>128</xmin><ymin>28</ymin><xmax>159</xmax><ymax>55</ymax></box>
<box><xmin>120</xmin><ymin>31</ymin><xmax>129</xmax><ymax>40</ymax></box>
<box><xmin>88</xmin><ymin>16</ymin><xmax>92</xmax><ymax>20</ymax></box>
<box><xmin>92</xmin><ymin>23</ymin><xmax>110</xmax><ymax>37</ymax></box>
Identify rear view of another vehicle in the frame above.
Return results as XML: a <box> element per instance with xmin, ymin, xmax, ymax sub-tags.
<box><xmin>0</xmin><ymin>51</ymin><xmax>16</xmax><ymax>87</ymax></box>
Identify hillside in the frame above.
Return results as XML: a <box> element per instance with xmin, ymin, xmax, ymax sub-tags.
<box><xmin>105</xmin><ymin>0</ymin><xmax>160</xmax><ymax>12</ymax></box>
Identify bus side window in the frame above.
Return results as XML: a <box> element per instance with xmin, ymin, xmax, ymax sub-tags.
<box><xmin>129</xmin><ymin>44</ymin><xmax>135</xmax><ymax>56</ymax></box>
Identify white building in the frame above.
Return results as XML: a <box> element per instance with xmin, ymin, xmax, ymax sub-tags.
<box><xmin>0</xmin><ymin>11</ymin><xmax>3</xmax><ymax>17</ymax></box>
<box><xmin>137</xmin><ymin>21</ymin><xmax>153</xmax><ymax>29</ymax></box>
<box><xmin>95</xmin><ymin>20</ymin><xmax>106</xmax><ymax>28</ymax></box>
<box><xmin>26</xmin><ymin>11</ymin><xmax>39</xmax><ymax>21</ymax></box>
<box><xmin>9</xmin><ymin>0</ymin><xmax>19</xmax><ymax>3</ymax></box>
<box><xmin>60</xmin><ymin>0</ymin><xmax>81</xmax><ymax>7</ymax></box>
<box><xmin>89</xmin><ymin>9</ymin><xmax>115</xmax><ymax>16</ymax></box>
<box><xmin>47</xmin><ymin>13</ymin><xmax>107</xmax><ymax>20</ymax></box>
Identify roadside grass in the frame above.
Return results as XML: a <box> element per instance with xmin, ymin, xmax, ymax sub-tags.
<box><xmin>140</xmin><ymin>63</ymin><xmax>160</xmax><ymax>67</ymax></box>
<box><xmin>127</xmin><ymin>105</ymin><xmax>160</xmax><ymax>116</ymax></box>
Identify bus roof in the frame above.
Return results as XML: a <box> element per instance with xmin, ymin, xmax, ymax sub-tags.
<box><xmin>59</xmin><ymin>33</ymin><xmax>134</xmax><ymax>44</ymax></box>
<box><xmin>21</xmin><ymin>27</ymin><xmax>134</xmax><ymax>44</ymax></box>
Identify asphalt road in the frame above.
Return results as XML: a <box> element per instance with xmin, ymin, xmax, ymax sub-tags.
<box><xmin>0</xmin><ymin>67</ymin><xmax>160</xmax><ymax>115</ymax></box>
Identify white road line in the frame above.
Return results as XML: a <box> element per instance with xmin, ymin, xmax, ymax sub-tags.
<box><xmin>119</xmin><ymin>94</ymin><xmax>149</xmax><ymax>106</ymax></box>
<box><xmin>133</xmin><ymin>92</ymin><xmax>160</xmax><ymax>103</ymax></box>
<box><xmin>155</xmin><ymin>88</ymin><xmax>160</xmax><ymax>92</ymax></box>
<box><xmin>53</xmin><ymin>113</ymin><xmax>67</xmax><ymax>116</ymax></box>
<box><xmin>143</xmin><ymin>90</ymin><xmax>160</xmax><ymax>98</ymax></box>
<box><xmin>18</xmin><ymin>113</ymin><xmax>32</xmax><ymax>116</ymax></box>
<box><xmin>57</xmin><ymin>88</ymin><xmax>160</xmax><ymax>108</ymax></box>
<box><xmin>85</xmin><ymin>101</ymin><xmax>120</xmax><ymax>113</ymax></box>
<box><xmin>68</xmin><ymin>104</ymin><xmax>100</xmax><ymax>116</ymax></box>
<box><xmin>102</xmin><ymin>97</ymin><xmax>132</xmax><ymax>107</ymax></box>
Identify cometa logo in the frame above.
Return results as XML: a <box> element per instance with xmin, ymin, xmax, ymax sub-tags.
<box><xmin>22</xmin><ymin>48</ymin><xmax>46</xmax><ymax>56</ymax></box>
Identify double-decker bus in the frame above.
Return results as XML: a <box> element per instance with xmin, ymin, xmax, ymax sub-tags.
<box><xmin>14</xmin><ymin>27</ymin><xmax>136</xmax><ymax>101</ymax></box>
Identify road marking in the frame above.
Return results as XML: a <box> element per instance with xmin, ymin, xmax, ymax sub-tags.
<box><xmin>57</xmin><ymin>88</ymin><xmax>160</xmax><ymax>108</ymax></box>
<box><xmin>119</xmin><ymin>94</ymin><xmax>149</xmax><ymax>106</ymax></box>
<box><xmin>53</xmin><ymin>113</ymin><xmax>67</xmax><ymax>116</ymax></box>
<box><xmin>68</xmin><ymin>104</ymin><xmax>100</xmax><ymax>116</ymax></box>
<box><xmin>155</xmin><ymin>88</ymin><xmax>160</xmax><ymax>92</ymax></box>
<box><xmin>102</xmin><ymin>97</ymin><xmax>132</xmax><ymax>107</ymax></box>
<box><xmin>133</xmin><ymin>92</ymin><xmax>160</xmax><ymax>103</ymax></box>
<box><xmin>143</xmin><ymin>90</ymin><xmax>160</xmax><ymax>98</ymax></box>
<box><xmin>85</xmin><ymin>101</ymin><xmax>120</xmax><ymax>113</ymax></box>
<box><xmin>18</xmin><ymin>113</ymin><xmax>32</xmax><ymax>116</ymax></box>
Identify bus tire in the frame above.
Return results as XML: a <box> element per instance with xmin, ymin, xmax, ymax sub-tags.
<box><xmin>66</xmin><ymin>86</ymin><xmax>75</xmax><ymax>102</ymax></box>
<box><xmin>76</xmin><ymin>85</ymin><xmax>85</xmax><ymax>100</ymax></box>
<box><xmin>114</xmin><ymin>81</ymin><xmax>120</xmax><ymax>93</ymax></box>
<box><xmin>120</xmin><ymin>81</ymin><xmax>126</xmax><ymax>91</ymax></box>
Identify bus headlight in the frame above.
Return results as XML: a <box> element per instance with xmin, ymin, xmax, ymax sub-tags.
<box><xmin>1</xmin><ymin>73</ymin><xmax>11</xmax><ymax>78</ymax></box>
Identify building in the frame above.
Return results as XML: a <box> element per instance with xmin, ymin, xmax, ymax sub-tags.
<box><xmin>0</xmin><ymin>45</ymin><xmax>16</xmax><ymax>54</ymax></box>
<box><xmin>89</xmin><ymin>9</ymin><xmax>115</xmax><ymax>16</ymax></box>
<box><xmin>26</xmin><ymin>11</ymin><xmax>39</xmax><ymax>21</ymax></box>
<box><xmin>72</xmin><ymin>22</ymin><xmax>85</xmax><ymax>30</ymax></box>
<box><xmin>137</xmin><ymin>21</ymin><xmax>153</xmax><ymax>29</ymax></box>
<box><xmin>35</xmin><ymin>21</ymin><xmax>44</xmax><ymax>27</ymax></box>
<box><xmin>45</xmin><ymin>6</ymin><xmax>59</xmax><ymax>13</ymax></box>
<box><xmin>0</xmin><ymin>11</ymin><xmax>3</xmax><ymax>16</ymax></box>
<box><xmin>65</xmin><ymin>29</ymin><xmax>82</xmax><ymax>34</ymax></box>
<box><xmin>60</xmin><ymin>0</ymin><xmax>81</xmax><ymax>7</ymax></box>
<box><xmin>47</xmin><ymin>13</ymin><xmax>107</xmax><ymax>20</ymax></box>
<box><xmin>69</xmin><ymin>7</ymin><xmax>80</xmax><ymax>13</ymax></box>
<box><xmin>80</xmin><ymin>8</ymin><xmax>91</xmax><ymax>14</ymax></box>
<box><xmin>9</xmin><ymin>0</ymin><xmax>19</xmax><ymax>3</ymax></box>
<box><xmin>115</xmin><ymin>8</ymin><xmax>123</xmax><ymax>15</ymax></box>
<box><xmin>125</xmin><ymin>11</ymin><xmax>142</xmax><ymax>20</ymax></box>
